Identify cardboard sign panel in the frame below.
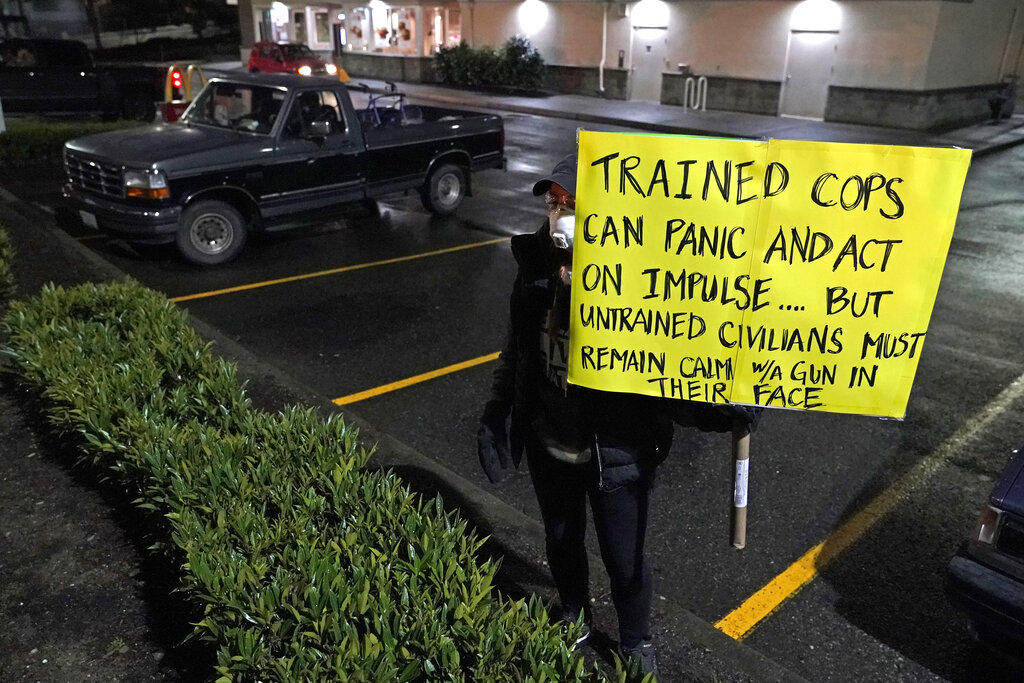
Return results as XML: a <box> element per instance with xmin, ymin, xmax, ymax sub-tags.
<box><xmin>568</xmin><ymin>131</ymin><xmax>971</xmax><ymax>418</ymax></box>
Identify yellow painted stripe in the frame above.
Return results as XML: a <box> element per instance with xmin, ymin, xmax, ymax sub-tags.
<box><xmin>715</xmin><ymin>371</ymin><xmax>1024</xmax><ymax>640</ymax></box>
<box><xmin>333</xmin><ymin>351</ymin><xmax>500</xmax><ymax>406</ymax></box>
<box><xmin>171</xmin><ymin>237</ymin><xmax>507</xmax><ymax>303</ymax></box>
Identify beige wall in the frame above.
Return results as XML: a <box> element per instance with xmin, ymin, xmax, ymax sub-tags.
<box><xmin>926</xmin><ymin>0</ymin><xmax>1022</xmax><ymax>88</ymax></box>
<box><xmin>831</xmin><ymin>1</ymin><xmax>940</xmax><ymax>90</ymax></box>
<box><xmin>664</xmin><ymin>1</ymin><xmax>790</xmax><ymax>81</ymax></box>
<box><xmin>460</xmin><ymin>1</ymin><xmax>631</xmax><ymax>66</ymax></box>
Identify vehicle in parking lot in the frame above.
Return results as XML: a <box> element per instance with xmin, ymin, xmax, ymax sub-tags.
<box><xmin>947</xmin><ymin>438</ymin><xmax>1024</xmax><ymax>661</ymax></box>
<box><xmin>60</xmin><ymin>73</ymin><xmax>505</xmax><ymax>264</ymax></box>
<box><xmin>0</xmin><ymin>38</ymin><xmax>156</xmax><ymax>119</ymax></box>
<box><xmin>247</xmin><ymin>42</ymin><xmax>338</xmax><ymax>77</ymax></box>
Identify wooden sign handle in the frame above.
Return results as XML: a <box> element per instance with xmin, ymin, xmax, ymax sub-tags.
<box><xmin>731</xmin><ymin>424</ymin><xmax>751</xmax><ymax>549</ymax></box>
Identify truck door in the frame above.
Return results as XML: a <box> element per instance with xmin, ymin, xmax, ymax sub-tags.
<box><xmin>269</xmin><ymin>88</ymin><xmax>365</xmax><ymax>215</ymax></box>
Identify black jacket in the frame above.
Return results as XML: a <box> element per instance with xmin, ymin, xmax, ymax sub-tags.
<box><xmin>483</xmin><ymin>224</ymin><xmax>755</xmax><ymax>491</ymax></box>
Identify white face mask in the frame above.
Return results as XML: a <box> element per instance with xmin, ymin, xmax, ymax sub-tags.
<box><xmin>550</xmin><ymin>211</ymin><xmax>575</xmax><ymax>252</ymax></box>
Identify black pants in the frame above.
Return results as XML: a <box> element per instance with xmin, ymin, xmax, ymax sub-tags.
<box><xmin>526</xmin><ymin>444</ymin><xmax>654</xmax><ymax>649</ymax></box>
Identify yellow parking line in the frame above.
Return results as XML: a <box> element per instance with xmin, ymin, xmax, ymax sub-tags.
<box><xmin>333</xmin><ymin>352</ymin><xmax>500</xmax><ymax>406</ymax></box>
<box><xmin>715</xmin><ymin>371</ymin><xmax>1024</xmax><ymax>640</ymax></box>
<box><xmin>171</xmin><ymin>237</ymin><xmax>508</xmax><ymax>303</ymax></box>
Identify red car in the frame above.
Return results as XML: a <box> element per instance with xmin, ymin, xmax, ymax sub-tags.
<box><xmin>247</xmin><ymin>42</ymin><xmax>338</xmax><ymax>77</ymax></box>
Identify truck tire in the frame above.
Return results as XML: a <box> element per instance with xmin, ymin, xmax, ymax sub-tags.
<box><xmin>176</xmin><ymin>200</ymin><xmax>248</xmax><ymax>265</ymax></box>
<box><xmin>420</xmin><ymin>163</ymin><xmax>466</xmax><ymax>215</ymax></box>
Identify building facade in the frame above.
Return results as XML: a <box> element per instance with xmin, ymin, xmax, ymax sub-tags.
<box><xmin>236</xmin><ymin>0</ymin><xmax>1024</xmax><ymax>130</ymax></box>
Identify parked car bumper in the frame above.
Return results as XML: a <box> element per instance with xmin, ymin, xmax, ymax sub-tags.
<box><xmin>62</xmin><ymin>183</ymin><xmax>180</xmax><ymax>241</ymax></box>
<box><xmin>947</xmin><ymin>550</ymin><xmax>1024</xmax><ymax>648</ymax></box>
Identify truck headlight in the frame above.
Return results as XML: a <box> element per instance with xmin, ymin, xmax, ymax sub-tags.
<box><xmin>124</xmin><ymin>169</ymin><xmax>169</xmax><ymax>199</ymax></box>
<box><xmin>298</xmin><ymin>65</ymin><xmax>313</xmax><ymax>76</ymax></box>
<box><xmin>325</xmin><ymin>63</ymin><xmax>338</xmax><ymax>75</ymax></box>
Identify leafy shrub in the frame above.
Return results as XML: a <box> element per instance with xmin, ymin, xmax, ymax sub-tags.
<box><xmin>435</xmin><ymin>37</ymin><xmax>545</xmax><ymax>90</ymax></box>
<box><xmin>0</xmin><ymin>227</ymin><xmax>12</xmax><ymax>319</ymax></box>
<box><xmin>498</xmin><ymin>36</ymin><xmax>546</xmax><ymax>91</ymax></box>
<box><xmin>0</xmin><ymin>119</ymin><xmax>144</xmax><ymax>164</ymax></box>
<box><xmin>3</xmin><ymin>280</ymin><xmax>601</xmax><ymax>681</ymax></box>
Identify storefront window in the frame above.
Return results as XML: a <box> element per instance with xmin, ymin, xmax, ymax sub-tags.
<box><xmin>304</xmin><ymin>6</ymin><xmax>332</xmax><ymax>50</ymax></box>
<box><xmin>425</xmin><ymin>7</ymin><xmax>460</xmax><ymax>55</ymax></box>
<box><xmin>258</xmin><ymin>2</ymin><xmax>290</xmax><ymax>43</ymax></box>
<box><xmin>349</xmin><ymin>7</ymin><xmax>371</xmax><ymax>51</ymax></box>
<box><xmin>315</xmin><ymin>11</ymin><xmax>331</xmax><ymax>44</ymax></box>
<box><xmin>446</xmin><ymin>9</ymin><xmax>460</xmax><ymax>46</ymax></box>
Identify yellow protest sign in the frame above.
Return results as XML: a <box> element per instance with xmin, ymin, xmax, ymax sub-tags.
<box><xmin>568</xmin><ymin>130</ymin><xmax>971</xmax><ymax>418</ymax></box>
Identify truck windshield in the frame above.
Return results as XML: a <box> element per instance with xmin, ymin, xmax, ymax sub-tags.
<box><xmin>184</xmin><ymin>82</ymin><xmax>286</xmax><ymax>134</ymax></box>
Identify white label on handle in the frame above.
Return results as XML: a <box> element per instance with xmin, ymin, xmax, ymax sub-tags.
<box><xmin>734</xmin><ymin>458</ymin><xmax>749</xmax><ymax>508</ymax></box>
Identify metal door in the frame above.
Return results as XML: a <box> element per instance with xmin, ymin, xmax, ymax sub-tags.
<box><xmin>780</xmin><ymin>31</ymin><xmax>838</xmax><ymax>119</ymax></box>
<box><xmin>630</xmin><ymin>29</ymin><xmax>667</xmax><ymax>102</ymax></box>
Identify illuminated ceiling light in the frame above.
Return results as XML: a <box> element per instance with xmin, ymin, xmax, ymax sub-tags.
<box><xmin>631</xmin><ymin>0</ymin><xmax>669</xmax><ymax>29</ymax></box>
<box><xmin>517</xmin><ymin>0</ymin><xmax>549</xmax><ymax>36</ymax></box>
<box><xmin>790</xmin><ymin>0</ymin><xmax>842</xmax><ymax>32</ymax></box>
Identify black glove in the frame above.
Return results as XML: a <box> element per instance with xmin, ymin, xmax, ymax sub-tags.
<box><xmin>477</xmin><ymin>402</ymin><xmax>513</xmax><ymax>484</ymax></box>
<box><xmin>680</xmin><ymin>402</ymin><xmax>764</xmax><ymax>434</ymax></box>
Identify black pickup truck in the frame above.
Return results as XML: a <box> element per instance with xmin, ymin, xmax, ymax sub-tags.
<box><xmin>61</xmin><ymin>73</ymin><xmax>504</xmax><ymax>264</ymax></box>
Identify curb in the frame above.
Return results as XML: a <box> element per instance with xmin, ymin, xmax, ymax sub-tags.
<box><xmin>370</xmin><ymin>85</ymin><xmax>1024</xmax><ymax>158</ymax></box>
<box><xmin>0</xmin><ymin>190</ymin><xmax>807</xmax><ymax>682</ymax></box>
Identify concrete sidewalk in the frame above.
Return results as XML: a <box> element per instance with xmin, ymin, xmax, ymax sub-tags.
<box><xmin>355</xmin><ymin>78</ymin><xmax>1024</xmax><ymax>157</ymax></box>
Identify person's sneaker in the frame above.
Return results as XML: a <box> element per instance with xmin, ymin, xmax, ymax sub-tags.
<box><xmin>620</xmin><ymin>639</ymin><xmax>658</xmax><ymax>677</ymax></box>
<box><xmin>561</xmin><ymin>609</ymin><xmax>592</xmax><ymax>650</ymax></box>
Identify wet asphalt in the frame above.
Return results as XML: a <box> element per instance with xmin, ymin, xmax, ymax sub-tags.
<box><xmin>12</xmin><ymin>111</ymin><xmax>1024</xmax><ymax>681</ymax></box>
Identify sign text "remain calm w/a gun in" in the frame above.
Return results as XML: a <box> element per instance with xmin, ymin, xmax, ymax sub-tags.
<box><xmin>567</xmin><ymin>131</ymin><xmax>971</xmax><ymax>418</ymax></box>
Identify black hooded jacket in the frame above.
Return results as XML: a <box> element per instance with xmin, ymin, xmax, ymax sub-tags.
<box><xmin>483</xmin><ymin>223</ymin><xmax>754</xmax><ymax>491</ymax></box>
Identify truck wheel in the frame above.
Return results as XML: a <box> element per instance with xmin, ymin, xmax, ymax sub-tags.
<box><xmin>420</xmin><ymin>163</ymin><xmax>466</xmax><ymax>215</ymax></box>
<box><xmin>176</xmin><ymin>200</ymin><xmax>248</xmax><ymax>265</ymax></box>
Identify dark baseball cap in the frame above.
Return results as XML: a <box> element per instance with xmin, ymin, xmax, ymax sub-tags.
<box><xmin>532</xmin><ymin>153</ymin><xmax>578</xmax><ymax>197</ymax></box>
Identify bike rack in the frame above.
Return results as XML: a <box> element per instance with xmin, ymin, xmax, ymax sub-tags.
<box><xmin>684</xmin><ymin>75</ymin><xmax>708</xmax><ymax>112</ymax></box>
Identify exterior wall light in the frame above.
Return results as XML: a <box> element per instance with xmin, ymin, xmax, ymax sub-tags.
<box><xmin>270</xmin><ymin>1</ymin><xmax>289</xmax><ymax>27</ymax></box>
<box><xmin>790</xmin><ymin>0</ymin><xmax>842</xmax><ymax>32</ymax></box>
<box><xmin>631</xmin><ymin>0</ymin><xmax>669</xmax><ymax>29</ymax></box>
<box><xmin>517</xmin><ymin>0</ymin><xmax>549</xmax><ymax>36</ymax></box>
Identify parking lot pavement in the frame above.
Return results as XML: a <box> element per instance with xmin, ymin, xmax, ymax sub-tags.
<box><xmin>9</xmin><ymin>110</ymin><xmax>1024</xmax><ymax>680</ymax></box>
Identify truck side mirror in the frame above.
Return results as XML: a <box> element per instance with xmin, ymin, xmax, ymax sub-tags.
<box><xmin>303</xmin><ymin>120</ymin><xmax>330</xmax><ymax>140</ymax></box>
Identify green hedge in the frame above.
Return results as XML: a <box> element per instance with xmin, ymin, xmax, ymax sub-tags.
<box><xmin>0</xmin><ymin>228</ymin><xmax>12</xmax><ymax>317</ymax></box>
<box><xmin>435</xmin><ymin>37</ymin><xmax>545</xmax><ymax>90</ymax></box>
<box><xmin>1</xmin><ymin>276</ymin><xmax>609</xmax><ymax>681</ymax></box>
<box><xmin>0</xmin><ymin>119</ymin><xmax>144</xmax><ymax>165</ymax></box>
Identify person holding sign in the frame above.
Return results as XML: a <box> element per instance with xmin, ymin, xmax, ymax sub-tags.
<box><xmin>477</xmin><ymin>154</ymin><xmax>757</xmax><ymax>674</ymax></box>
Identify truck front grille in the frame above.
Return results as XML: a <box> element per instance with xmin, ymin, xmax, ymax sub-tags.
<box><xmin>65</xmin><ymin>152</ymin><xmax>123</xmax><ymax>198</ymax></box>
